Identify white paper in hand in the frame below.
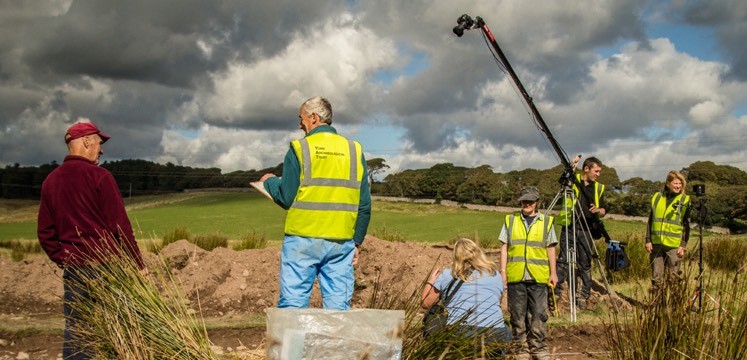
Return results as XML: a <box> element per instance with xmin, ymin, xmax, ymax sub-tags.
<box><xmin>250</xmin><ymin>181</ymin><xmax>273</xmax><ymax>200</ymax></box>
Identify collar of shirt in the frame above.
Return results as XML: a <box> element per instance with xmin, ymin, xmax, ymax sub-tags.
<box><xmin>520</xmin><ymin>213</ymin><xmax>544</xmax><ymax>228</ymax></box>
<box><xmin>306</xmin><ymin>124</ymin><xmax>337</xmax><ymax>137</ymax></box>
<box><xmin>63</xmin><ymin>154</ymin><xmax>97</xmax><ymax>165</ymax></box>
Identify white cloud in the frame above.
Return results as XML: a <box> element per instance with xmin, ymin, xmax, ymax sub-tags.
<box><xmin>199</xmin><ymin>12</ymin><xmax>398</xmax><ymax>126</ymax></box>
<box><xmin>157</xmin><ymin>125</ymin><xmax>299</xmax><ymax>172</ymax></box>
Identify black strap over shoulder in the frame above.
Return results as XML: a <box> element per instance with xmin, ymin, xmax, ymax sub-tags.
<box><xmin>441</xmin><ymin>275</ymin><xmax>465</xmax><ymax>305</ymax></box>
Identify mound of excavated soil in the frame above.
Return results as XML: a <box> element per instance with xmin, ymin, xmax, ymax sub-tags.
<box><xmin>0</xmin><ymin>236</ymin><xmax>452</xmax><ymax>316</ymax></box>
<box><xmin>0</xmin><ymin>236</ymin><xmax>629</xmax><ymax>316</ymax></box>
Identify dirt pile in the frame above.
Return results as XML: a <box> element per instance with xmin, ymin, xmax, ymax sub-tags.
<box><xmin>0</xmin><ymin>236</ymin><xmax>628</xmax><ymax>316</ymax></box>
<box><xmin>0</xmin><ymin>236</ymin><xmax>453</xmax><ymax>315</ymax></box>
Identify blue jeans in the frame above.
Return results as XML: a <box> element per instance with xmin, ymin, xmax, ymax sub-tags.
<box><xmin>278</xmin><ymin>235</ymin><xmax>356</xmax><ymax>310</ymax></box>
<box><xmin>63</xmin><ymin>265</ymin><xmax>100</xmax><ymax>360</ymax></box>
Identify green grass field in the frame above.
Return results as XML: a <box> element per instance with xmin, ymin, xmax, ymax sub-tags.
<box><xmin>0</xmin><ymin>192</ymin><xmax>736</xmax><ymax>246</ymax></box>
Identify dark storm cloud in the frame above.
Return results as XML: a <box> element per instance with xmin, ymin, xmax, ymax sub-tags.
<box><xmin>19</xmin><ymin>0</ymin><xmax>344</xmax><ymax>88</ymax></box>
<box><xmin>0</xmin><ymin>0</ymin><xmax>349</xmax><ymax>167</ymax></box>
<box><xmin>679</xmin><ymin>0</ymin><xmax>747</xmax><ymax>80</ymax></box>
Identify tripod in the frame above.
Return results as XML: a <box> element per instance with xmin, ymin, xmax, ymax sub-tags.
<box><xmin>545</xmin><ymin>182</ymin><xmax>620</xmax><ymax>322</ymax></box>
<box><xmin>453</xmin><ymin>14</ymin><xmax>622</xmax><ymax>321</ymax></box>
<box><xmin>688</xmin><ymin>195</ymin><xmax>708</xmax><ymax>311</ymax></box>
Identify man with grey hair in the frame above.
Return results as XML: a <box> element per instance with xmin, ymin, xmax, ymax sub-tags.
<box><xmin>260</xmin><ymin>96</ymin><xmax>371</xmax><ymax>310</ymax></box>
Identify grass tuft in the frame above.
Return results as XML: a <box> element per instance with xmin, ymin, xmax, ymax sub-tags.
<box><xmin>0</xmin><ymin>239</ymin><xmax>42</xmax><ymax>261</ymax></box>
<box><xmin>703</xmin><ymin>235</ymin><xmax>747</xmax><ymax>272</ymax></box>
<box><xmin>161</xmin><ymin>226</ymin><xmax>192</xmax><ymax>249</ymax></box>
<box><xmin>233</xmin><ymin>230</ymin><xmax>268</xmax><ymax>250</ymax></box>
<box><xmin>371</xmin><ymin>225</ymin><xmax>407</xmax><ymax>242</ymax></box>
<box><xmin>191</xmin><ymin>232</ymin><xmax>228</xmax><ymax>251</ymax></box>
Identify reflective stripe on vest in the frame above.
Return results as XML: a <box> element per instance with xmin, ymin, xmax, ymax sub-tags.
<box><xmin>650</xmin><ymin>192</ymin><xmax>690</xmax><ymax>248</ymax></box>
<box><xmin>505</xmin><ymin>213</ymin><xmax>553</xmax><ymax>284</ymax></box>
<box><xmin>284</xmin><ymin>132</ymin><xmax>364</xmax><ymax>240</ymax></box>
<box><xmin>557</xmin><ymin>174</ymin><xmax>605</xmax><ymax>226</ymax></box>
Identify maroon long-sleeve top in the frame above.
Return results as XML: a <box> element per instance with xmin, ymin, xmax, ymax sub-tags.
<box><xmin>37</xmin><ymin>155</ymin><xmax>144</xmax><ymax>268</ymax></box>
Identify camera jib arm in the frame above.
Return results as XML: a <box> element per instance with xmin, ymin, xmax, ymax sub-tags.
<box><xmin>454</xmin><ymin>14</ymin><xmax>612</xmax><ymax>244</ymax></box>
<box><xmin>453</xmin><ymin>15</ymin><xmax>575</xmax><ymax>186</ymax></box>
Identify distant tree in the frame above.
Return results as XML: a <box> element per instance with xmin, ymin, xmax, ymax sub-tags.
<box><xmin>456</xmin><ymin>165</ymin><xmax>500</xmax><ymax>204</ymax></box>
<box><xmin>382</xmin><ymin>170</ymin><xmax>424</xmax><ymax>197</ymax></box>
<box><xmin>622</xmin><ymin>177</ymin><xmax>662</xmax><ymax>195</ymax></box>
<box><xmin>366</xmin><ymin>158</ymin><xmax>389</xmax><ymax>185</ymax></box>
<box><xmin>421</xmin><ymin>163</ymin><xmax>468</xmax><ymax>200</ymax></box>
<box><xmin>684</xmin><ymin>161</ymin><xmax>747</xmax><ymax>185</ymax></box>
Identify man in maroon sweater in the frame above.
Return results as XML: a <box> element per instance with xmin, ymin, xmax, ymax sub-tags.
<box><xmin>37</xmin><ymin>121</ymin><xmax>144</xmax><ymax>360</ymax></box>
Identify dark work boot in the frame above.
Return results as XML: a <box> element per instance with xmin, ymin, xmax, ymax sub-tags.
<box><xmin>576</xmin><ymin>298</ymin><xmax>588</xmax><ymax>310</ymax></box>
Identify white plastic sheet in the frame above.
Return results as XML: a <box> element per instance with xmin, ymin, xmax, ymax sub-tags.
<box><xmin>266</xmin><ymin>308</ymin><xmax>405</xmax><ymax>360</ymax></box>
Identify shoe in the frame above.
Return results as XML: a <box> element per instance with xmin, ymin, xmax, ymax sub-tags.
<box><xmin>576</xmin><ymin>299</ymin><xmax>588</xmax><ymax>310</ymax></box>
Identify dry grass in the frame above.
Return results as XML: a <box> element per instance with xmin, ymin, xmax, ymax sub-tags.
<box><xmin>66</xmin><ymin>239</ymin><xmax>219</xmax><ymax>359</ymax></box>
<box><xmin>233</xmin><ymin>230</ymin><xmax>268</xmax><ymax>250</ymax></box>
<box><xmin>606</xmin><ymin>261</ymin><xmax>747</xmax><ymax>359</ymax></box>
<box><xmin>0</xmin><ymin>198</ymin><xmax>39</xmax><ymax>223</ymax></box>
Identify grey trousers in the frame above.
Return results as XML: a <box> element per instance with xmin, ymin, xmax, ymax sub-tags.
<box><xmin>650</xmin><ymin>244</ymin><xmax>681</xmax><ymax>288</ymax></box>
<box><xmin>508</xmin><ymin>281</ymin><xmax>549</xmax><ymax>357</ymax></box>
<box><xmin>555</xmin><ymin>225</ymin><xmax>593</xmax><ymax>300</ymax></box>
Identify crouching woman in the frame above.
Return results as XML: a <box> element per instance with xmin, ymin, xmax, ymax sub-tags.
<box><xmin>421</xmin><ymin>238</ymin><xmax>512</xmax><ymax>354</ymax></box>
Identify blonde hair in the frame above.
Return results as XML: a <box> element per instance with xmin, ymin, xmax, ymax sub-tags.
<box><xmin>665</xmin><ymin>171</ymin><xmax>687</xmax><ymax>194</ymax></box>
<box><xmin>450</xmin><ymin>238</ymin><xmax>498</xmax><ymax>282</ymax></box>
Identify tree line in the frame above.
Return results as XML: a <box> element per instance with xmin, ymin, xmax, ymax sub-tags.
<box><xmin>377</xmin><ymin>160</ymin><xmax>747</xmax><ymax>233</ymax></box>
<box><xmin>0</xmin><ymin>159</ymin><xmax>279</xmax><ymax>199</ymax></box>
<box><xmin>1</xmin><ymin>158</ymin><xmax>745</xmax><ymax>232</ymax></box>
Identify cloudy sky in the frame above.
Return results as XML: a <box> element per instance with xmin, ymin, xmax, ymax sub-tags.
<box><xmin>2</xmin><ymin>0</ymin><xmax>746</xmax><ymax>181</ymax></box>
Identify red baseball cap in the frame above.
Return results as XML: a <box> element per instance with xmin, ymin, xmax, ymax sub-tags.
<box><xmin>64</xmin><ymin>122</ymin><xmax>111</xmax><ymax>144</ymax></box>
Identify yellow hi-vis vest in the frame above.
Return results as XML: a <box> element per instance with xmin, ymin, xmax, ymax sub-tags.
<box><xmin>284</xmin><ymin>132</ymin><xmax>364</xmax><ymax>240</ymax></box>
<box><xmin>557</xmin><ymin>174</ymin><xmax>605</xmax><ymax>226</ymax></box>
<box><xmin>650</xmin><ymin>192</ymin><xmax>690</xmax><ymax>248</ymax></box>
<box><xmin>505</xmin><ymin>213</ymin><xmax>553</xmax><ymax>284</ymax></box>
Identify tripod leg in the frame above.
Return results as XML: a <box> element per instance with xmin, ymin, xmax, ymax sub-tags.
<box><xmin>575</xmin><ymin>202</ymin><xmax>620</xmax><ymax>313</ymax></box>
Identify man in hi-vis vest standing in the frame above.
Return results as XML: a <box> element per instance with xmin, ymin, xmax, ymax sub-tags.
<box><xmin>260</xmin><ymin>96</ymin><xmax>371</xmax><ymax>310</ymax></box>
<box><xmin>553</xmin><ymin>156</ymin><xmax>607</xmax><ymax>310</ymax></box>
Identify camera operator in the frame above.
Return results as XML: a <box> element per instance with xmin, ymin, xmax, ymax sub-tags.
<box><xmin>554</xmin><ymin>156</ymin><xmax>607</xmax><ymax>310</ymax></box>
<box><xmin>645</xmin><ymin>171</ymin><xmax>691</xmax><ymax>290</ymax></box>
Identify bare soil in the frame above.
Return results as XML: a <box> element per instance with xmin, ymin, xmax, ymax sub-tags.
<box><xmin>0</xmin><ymin>236</ymin><xmax>621</xmax><ymax>359</ymax></box>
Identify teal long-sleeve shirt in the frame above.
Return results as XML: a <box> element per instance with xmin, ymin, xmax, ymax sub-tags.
<box><xmin>263</xmin><ymin>125</ymin><xmax>371</xmax><ymax>245</ymax></box>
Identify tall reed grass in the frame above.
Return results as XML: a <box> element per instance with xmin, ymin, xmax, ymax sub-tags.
<box><xmin>65</xmin><ymin>240</ymin><xmax>218</xmax><ymax>359</ymax></box>
<box><xmin>606</xmin><ymin>260</ymin><xmax>746</xmax><ymax>359</ymax></box>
